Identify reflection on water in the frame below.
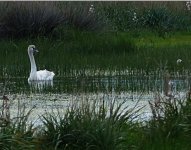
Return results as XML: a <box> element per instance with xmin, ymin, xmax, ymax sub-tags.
<box><xmin>28</xmin><ymin>80</ymin><xmax>53</xmax><ymax>90</ymax></box>
<box><xmin>0</xmin><ymin>67</ymin><xmax>190</xmax><ymax>124</ymax></box>
<box><xmin>0</xmin><ymin>45</ymin><xmax>190</xmax><ymax>124</ymax></box>
<box><xmin>0</xmin><ymin>71</ymin><xmax>190</xmax><ymax>94</ymax></box>
<box><xmin>1</xmin><ymin>91</ymin><xmax>187</xmax><ymax>126</ymax></box>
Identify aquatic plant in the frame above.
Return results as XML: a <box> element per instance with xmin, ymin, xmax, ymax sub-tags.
<box><xmin>0</xmin><ymin>96</ymin><xmax>36</xmax><ymax>150</ymax></box>
<box><xmin>140</xmin><ymin>93</ymin><xmax>191</xmax><ymax>149</ymax></box>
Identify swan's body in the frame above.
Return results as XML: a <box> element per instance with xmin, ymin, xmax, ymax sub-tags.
<box><xmin>28</xmin><ymin>45</ymin><xmax>55</xmax><ymax>82</ymax></box>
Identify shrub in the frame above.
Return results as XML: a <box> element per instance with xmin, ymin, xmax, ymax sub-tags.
<box><xmin>140</xmin><ymin>7</ymin><xmax>175</xmax><ymax>37</ymax></box>
<box><xmin>0</xmin><ymin>2</ymin><xmax>63</xmax><ymax>38</ymax></box>
<box><xmin>60</xmin><ymin>3</ymin><xmax>104</xmax><ymax>31</ymax></box>
<box><xmin>101</xmin><ymin>6</ymin><xmax>139</xmax><ymax>31</ymax></box>
<box><xmin>0</xmin><ymin>2</ymin><xmax>105</xmax><ymax>39</ymax></box>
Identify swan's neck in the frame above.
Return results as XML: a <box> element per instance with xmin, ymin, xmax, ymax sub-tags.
<box><xmin>28</xmin><ymin>50</ymin><xmax>37</xmax><ymax>75</ymax></box>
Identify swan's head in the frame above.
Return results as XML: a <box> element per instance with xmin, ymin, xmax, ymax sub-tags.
<box><xmin>28</xmin><ymin>45</ymin><xmax>38</xmax><ymax>54</ymax></box>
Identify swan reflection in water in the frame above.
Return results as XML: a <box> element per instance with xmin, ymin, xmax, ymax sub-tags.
<box><xmin>28</xmin><ymin>80</ymin><xmax>53</xmax><ymax>90</ymax></box>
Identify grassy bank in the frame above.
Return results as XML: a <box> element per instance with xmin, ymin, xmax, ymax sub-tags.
<box><xmin>0</xmin><ymin>30</ymin><xmax>191</xmax><ymax>72</ymax></box>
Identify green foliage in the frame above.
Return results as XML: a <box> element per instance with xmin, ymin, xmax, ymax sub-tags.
<box><xmin>38</xmin><ymin>100</ymin><xmax>140</xmax><ymax>150</ymax></box>
<box><xmin>62</xmin><ymin>31</ymin><xmax>137</xmax><ymax>55</ymax></box>
<box><xmin>0</xmin><ymin>106</ymin><xmax>36</xmax><ymax>150</ymax></box>
<box><xmin>0</xmin><ymin>2</ymin><xmax>191</xmax><ymax>39</ymax></box>
<box><xmin>1</xmin><ymin>94</ymin><xmax>191</xmax><ymax>149</ymax></box>
<box><xmin>61</xmin><ymin>4</ymin><xmax>104</xmax><ymax>31</ymax></box>
<box><xmin>102</xmin><ymin>6</ymin><xmax>138</xmax><ymax>31</ymax></box>
<box><xmin>140</xmin><ymin>95</ymin><xmax>191</xmax><ymax>149</ymax></box>
<box><xmin>140</xmin><ymin>7</ymin><xmax>174</xmax><ymax>37</ymax></box>
<box><xmin>179</xmin><ymin>96</ymin><xmax>191</xmax><ymax>139</ymax></box>
<box><xmin>100</xmin><ymin>3</ymin><xmax>191</xmax><ymax>35</ymax></box>
<box><xmin>141</xmin><ymin>7</ymin><xmax>172</xmax><ymax>29</ymax></box>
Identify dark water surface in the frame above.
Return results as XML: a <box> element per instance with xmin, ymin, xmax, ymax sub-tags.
<box><xmin>0</xmin><ymin>68</ymin><xmax>190</xmax><ymax>94</ymax></box>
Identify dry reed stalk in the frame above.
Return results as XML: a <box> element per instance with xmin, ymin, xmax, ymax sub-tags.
<box><xmin>164</xmin><ymin>71</ymin><xmax>173</xmax><ymax>97</ymax></box>
<box><xmin>0</xmin><ymin>95</ymin><xmax>10</xmax><ymax>126</ymax></box>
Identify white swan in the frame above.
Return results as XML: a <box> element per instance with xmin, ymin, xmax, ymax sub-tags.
<box><xmin>28</xmin><ymin>45</ymin><xmax>55</xmax><ymax>82</ymax></box>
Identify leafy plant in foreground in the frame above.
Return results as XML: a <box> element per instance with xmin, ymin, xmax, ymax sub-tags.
<box><xmin>38</xmin><ymin>99</ymin><xmax>142</xmax><ymax>150</ymax></box>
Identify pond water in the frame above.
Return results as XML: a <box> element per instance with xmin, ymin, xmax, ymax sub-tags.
<box><xmin>0</xmin><ymin>68</ymin><xmax>190</xmax><ymax>94</ymax></box>
<box><xmin>0</xmin><ymin>47</ymin><xmax>190</xmax><ymax>124</ymax></box>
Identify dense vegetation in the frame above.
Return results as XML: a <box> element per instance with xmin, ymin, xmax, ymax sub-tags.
<box><xmin>1</xmin><ymin>1</ymin><xmax>191</xmax><ymax>150</ymax></box>
<box><xmin>0</xmin><ymin>1</ymin><xmax>191</xmax><ymax>71</ymax></box>
<box><xmin>1</xmin><ymin>95</ymin><xmax>191</xmax><ymax>150</ymax></box>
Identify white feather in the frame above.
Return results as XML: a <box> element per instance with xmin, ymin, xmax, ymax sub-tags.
<box><xmin>27</xmin><ymin>45</ymin><xmax>55</xmax><ymax>82</ymax></box>
<box><xmin>36</xmin><ymin>69</ymin><xmax>55</xmax><ymax>80</ymax></box>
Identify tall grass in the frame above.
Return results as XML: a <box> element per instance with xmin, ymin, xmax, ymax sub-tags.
<box><xmin>1</xmin><ymin>30</ymin><xmax>191</xmax><ymax>75</ymax></box>
<box><xmin>1</xmin><ymin>91</ymin><xmax>191</xmax><ymax>149</ymax></box>
<box><xmin>140</xmin><ymin>93</ymin><xmax>191</xmax><ymax>150</ymax></box>
<box><xmin>37</xmin><ymin>99</ymin><xmax>142</xmax><ymax>150</ymax></box>
<box><xmin>0</xmin><ymin>96</ymin><xmax>36</xmax><ymax>150</ymax></box>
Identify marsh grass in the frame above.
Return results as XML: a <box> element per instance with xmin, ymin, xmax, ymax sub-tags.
<box><xmin>140</xmin><ymin>93</ymin><xmax>191</xmax><ymax>149</ymax></box>
<box><xmin>35</xmin><ymin>98</ymin><xmax>142</xmax><ymax>150</ymax></box>
<box><xmin>1</xmin><ymin>30</ymin><xmax>191</xmax><ymax>93</ymax></box>
<box><xmin>1</xmin><ymin>30</ymin><xmax>191</xmax><ymax>71</ymax></box>
<box><xmin>1</xmin><ymin>92</ymin><xmax>191</xmax><ymax>149</ymax></box>
<box><xmin>0</xmin><ymin>96</ymin><xmax>36</xmax><ymax>150</ymax></box>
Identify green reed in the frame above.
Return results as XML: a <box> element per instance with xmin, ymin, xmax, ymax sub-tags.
<box><xmin>0</xmin><ymin>30</ymin><xmax>191</xmax><ymax>94</ymax></box>
<box><xmin>0</xmin><ymin>30</ymin><xmax>191</xmax><ymax>72</ymax></box>
<box><xmin>0</xmin><ymin>98</ymin><xmax>36</xmax><ymax>150</ymax></box>
<box><xmin>1</xmin><ymin>92</ymin><xmax>191</xmax><ymax>149</ymax></box>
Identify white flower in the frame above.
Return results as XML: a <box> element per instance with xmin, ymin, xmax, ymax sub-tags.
<box><xmin>176</xmin><ymin>59</ymin><xmax>182</xmax><ymax>64</ymax></box>
<box><xmin>132</xmin><ymin>12</ymin><xmax>138</xmax><ymax>22</ymax></box>
<box><xmin>89</xmin><ymin>4</ymin><xmax>94</xmax><ymax>13</ymax></box>
<box><xmin>186</xmin><ymin>1</ymin><xmax>191</xmax><ymax>10</ymax></box>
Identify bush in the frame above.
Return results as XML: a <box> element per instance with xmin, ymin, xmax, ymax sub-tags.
<box><xmin>0</xmin><ymin>2</ymin><xmax>105</xmax><ymax>39</ymax></box>
<box><xmin>61</xmin><ymin>3</ymin><xmax>104</xmax><ymax>31</ymax></box>
<box><xmin>140</xmin><ymin>7</ymin><xmax>176</xmax><ymax>37</ymax></box>
<box><xmin>0</xmin><ymin>2</ymin><xmax>63</xmax><ymax>38</ymax></box>
<box><xmin>101</xmin><ymin>6</ymin><xmax>138</xmax><ymax>31</ymax></box>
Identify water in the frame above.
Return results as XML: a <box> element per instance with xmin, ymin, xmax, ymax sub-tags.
<box><xmin>0</xmin><ymin>68</ymin><xmax>190</xmax><ymax>94</ymax></box>
<box><xmin>0</xmin><ymin>47</ymin><xmax>190</xmax><ymax>125</ymax></box>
